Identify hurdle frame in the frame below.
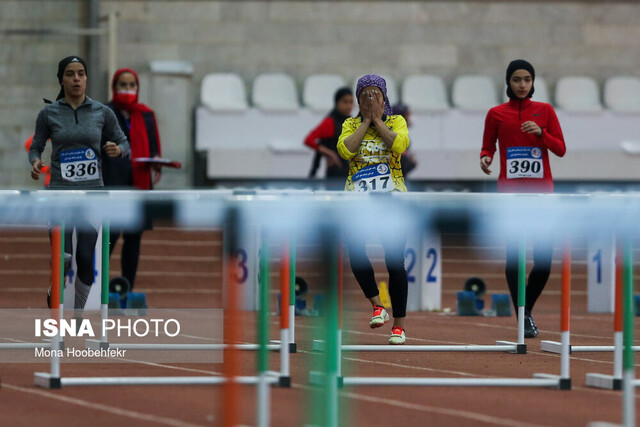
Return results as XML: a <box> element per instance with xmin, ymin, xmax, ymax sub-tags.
<box><xmin>34</xmin><ymin>208</ymin><xmax>292</xmax><ymax>392</ymax></box>
<box><xmin>311</xmin><ymin>235</ymin><xmax>572</xmax><ymax>391</ymax></box>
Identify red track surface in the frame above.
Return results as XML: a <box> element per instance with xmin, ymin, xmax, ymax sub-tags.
<box><xmin>1</xmin><ymin>226</ymin><xmax>639</xmax><ymax>426</ymax></box>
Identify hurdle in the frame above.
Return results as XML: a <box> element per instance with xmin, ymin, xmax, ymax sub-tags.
<box><xmin>541</xmin><ymin>244</ymin><xmax>638</xmax><ymax>390</ymax></box>
<box><xmin>33</xmin><ymin>201</ymin><xmax>290</xmax><ymax>393</ymax></box>
<box><xmin>312</xmin><ymin>231</ymin><xmax>572</xmax><ymax>391</ymax></box>
<box><xmin>313</xmin><ymin>234</ymin><xmax>531</xmax><ymax>355</ymax></box>
<box><xmin>80</xmin><ymin>222</ymin><xmax>293</xmax><ymax>384</ymax></box>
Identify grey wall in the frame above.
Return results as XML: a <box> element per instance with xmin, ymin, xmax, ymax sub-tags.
<box><xmin>3</xmin><ymin>0</ymin><xmax>640</xmax><ymax>188</ymax></box>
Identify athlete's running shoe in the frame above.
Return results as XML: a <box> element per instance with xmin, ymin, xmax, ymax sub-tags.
<box><xmin>524</xmin><ymin>314</ymin><xmax>538</xmax><ymax>338</ymax></box>
<box><xmin>389</xmin><ymin>326</ymin><xmax>406</xmax><ymax>345</ymax></box>
<box><xmin>369</xmin><ymin>305</ymin><xmax>390</xmax><ymax>328</ymax></box>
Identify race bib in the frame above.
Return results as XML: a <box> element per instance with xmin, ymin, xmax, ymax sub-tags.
<box><xmin>506</xmin><ymin>147</ymin><xmax>543</xmax><ymax>179</ymax></box>
<box><xmin>60</xmin><ymin>148</ymin><xmax>99</xmax><ymax>182</ymax></box>
<box><xmin>353</xmin><ymin>163</ymin><xmax>394</xmax><ymax>192</ymax></box>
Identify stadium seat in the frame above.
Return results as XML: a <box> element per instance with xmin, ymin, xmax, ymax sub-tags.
<box><xmin>604</xmin><ymin>76</ymin><xmax>640</xmax><ymax>113</ymax></box>
<box><xmin>252</xmin><ymin>73</ymin><xmax>300</xmax><ymax>112</ymax></box>
<box><xmin>200</xmin><ymin>73</ymin><xmax>248</xmax><ymax>112</ymax></box>
<box><xmin>352</xmin><ymin>74</ymin><xmax>399</xmax><ymax>105</ymax></box>
<box><xmin>502</xmin><ymin>76</ymin><xmax>551</xmax><ymax>104</ymax></box>
<box><xmin>555</xmin><ymin>76</ymin><xmax>602</xmax><ymax>112</ymax></box>
<box><xmin>451</xmin><ymin>75</ymin><xmax>497</xmax><ymax>112</ymax></box>
<box><xmin>401</xmin><ymin>74</ymin><xmax>449</xmax><ymax>113</ymax></box>
<box><xmin>302</xmin><ymin>74</ymin><xmax>347</xmax><ymax>113</ymax></box>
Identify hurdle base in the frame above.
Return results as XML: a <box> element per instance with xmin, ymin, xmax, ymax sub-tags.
<box><xmin>312</xmin><ymin>339</ymin><xmax>324</xmax><ymax>352</ymax></box>
<box><xmin>278</xmin><ymin>376</ymin><xmax>291</xmax><ymax>388</ymax></box>
<box><xmin>540</xmin><ymin>340</ymin><xmax>570</xmax><ymax>354</ymax></box>
<box><xmin>309</xmin><ymin>371</ymin><xmax>343</xmax><ymax>387</ymax></box>
<box><xmin>585</xmin><ymin>373</ymin><xmax>622</xmax><ymax>390</ymax></box>
<box><xmin>496</xmin><ymin>341</ymin><xmax>526</xmax><ymax>354</ymax></box>
<box><xmin>532</xmin><ymin>373</ymin><xmax>571</xmax><ymax>390</ymax></box>
<box><xmin>34</xmin><ymin>372</ymin><xmax>61</xmax><ymax>389</ymax></box>
<box><xmin>269</xmin><ymin>340</ymin><xmax>297</xmax><ymax>353</ymax></box>
<box><xmin>85</xmin><ymin>339</ymin><xmax>110</xmax><ymax>350</ymax></box>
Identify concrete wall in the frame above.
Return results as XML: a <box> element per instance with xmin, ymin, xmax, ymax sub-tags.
<box><xmin>2</xmin><ymin>1</ymin><xmax>640</xmax><ymax>188</ymax></box>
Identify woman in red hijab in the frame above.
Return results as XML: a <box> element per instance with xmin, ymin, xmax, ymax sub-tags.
<box><xmin>103</xmin><ymin>68</ymin><xmax>162</xmax><ymax>289</ymax></box>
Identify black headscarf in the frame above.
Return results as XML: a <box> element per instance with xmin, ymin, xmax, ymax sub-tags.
<box><xmin>505</xmin><ymin>59</ymin><xmax>535</xmax><ymax>100</ymax></box>
<box><xmin>55</xmin><ymin>55</ymin><xmax>88</xmax><ymax>101</ymax></box>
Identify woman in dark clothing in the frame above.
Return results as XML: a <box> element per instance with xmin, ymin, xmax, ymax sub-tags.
<box><xmin>103</xmin><ymin>68</ymin><xmax>162</xmax><ymax>289</ymax></box>
<box><xmin>304</xmin><ymin>87</ymin><xmax>354</xmax><ymax>189</ymax></box>
<box><xmin>480</xmin><ymin>59</ymin><xmax>566</xmax><ymax>338</ymax></box>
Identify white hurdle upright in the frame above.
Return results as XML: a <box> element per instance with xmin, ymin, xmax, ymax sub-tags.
<box><xmin>32</xmin><ymin>195</ymin><xmax>291</xmax><ymax>393</ymax></box>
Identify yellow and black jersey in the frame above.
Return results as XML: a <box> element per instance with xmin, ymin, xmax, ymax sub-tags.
<box><xmin>336</xmin><ymin>115</ymin><xmax>410</xmax><ymax>192</ymax></box>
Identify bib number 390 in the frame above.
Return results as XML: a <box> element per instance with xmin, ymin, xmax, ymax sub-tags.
<box><xmin>506</xmin><ymin>146</ymin><xmax>543</xmax><ymax>179</ymax></box>
<box><xmin>353</xmin><ymin>164</ymin><xmax>393</xmax><ymax>192</ymax></box>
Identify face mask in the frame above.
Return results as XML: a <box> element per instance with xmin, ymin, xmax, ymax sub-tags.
<box><xmin>113</xmin><ymin>90</ymin><xmax>137</xmax><ymax>109</ymax></box>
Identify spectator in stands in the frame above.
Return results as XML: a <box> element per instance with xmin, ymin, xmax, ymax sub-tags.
<box><xmin>30</xmin><ymin>55</ymin><xmax>129</xmax><ymax>309</ymax></box>
<box><xmin>304</xmin><ymin>87</ymin><xmax>353</xmax><ymax>189</ymax></box>
<box><xmin>337</xmin><ymin>74</ymin><xmax>410</xmax><ymax>345</ymax></box>
<box><xmin>103</xmin><ymin>68</ymin><xmax>162</xmax><ymax>289</ymax></box>
<box><xmin>480</xmin><ymin>59</ymin><xmax>566</xmax><ymax>338</ymax></box>
<box><xmin>392</xmin><ymin>103</ymin><xmax>418</xmax><ymax>180</ymax></box>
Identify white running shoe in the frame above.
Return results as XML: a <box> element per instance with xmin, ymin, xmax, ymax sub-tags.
<box><xmin>369</xmin><ymin>305</ymin><xmax>390</xmax><ymax>328</ymax></box>
<box><xmin>389</xmin><ymin>326</ymin><xmax>406</xmax><ymax>345</ymax></box>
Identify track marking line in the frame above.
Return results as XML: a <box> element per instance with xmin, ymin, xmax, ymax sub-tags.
<box><xmin>1</xmin><ymin>383</ymin><xmax>205</xmax><ymax>427</ymax></box>
<box><xmin>290</xmin><ymin>383</ymin><xmax>538</xmax><ymax>427</ymax></box>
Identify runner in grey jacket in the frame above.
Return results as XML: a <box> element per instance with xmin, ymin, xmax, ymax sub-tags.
<box><xmin>31</xmin><ymin>55</ymin><xmax>130</xmax><ymax>310</ymax></box>
<box><xmin>29</xmin><ymin>95</ymin><xmax>130</xmax><ymax>188</ymax></box>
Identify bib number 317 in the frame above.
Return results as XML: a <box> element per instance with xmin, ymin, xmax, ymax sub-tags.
<box><xmin>353</xmin><ymin>164</ymin><xmax>393</xmax><ymax>192</ymax></box>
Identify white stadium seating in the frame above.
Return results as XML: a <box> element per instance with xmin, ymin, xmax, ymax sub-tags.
<box><xmin>200</xmin><ymin>73</ymin><xmax>248</xmax><ymax>112</ymax></box>
<box><xmin>401</xmin><ymin>74</ymin><xmax>449</xmax><ymax>113</ymax></box>
<box><xmin>252</xmin><ymin>73</ymin><xmax>300</xmax><ymax>112</ymax></box>
<box><xmin>604</xmin><ymin>76</ymin><xmax>640</xmax><ymax>113</ymax></box>
<box><xmin>452</xmin><ymin>75</ymin><xmax>498</xmax><ymax>112</ymax></box>
<box><xmin>555</xmin><ymin>76</ymin><xmax>602</xmax><ymax>112</ymax></box>
<box><xmin>196</xmin><ymin>73</ymin><xmax>640</xmax><ymax>182</ymax></box>
<box><xmin>302</xmin><ymin>74</ymin><xmax>347</xmax><ymax>113</ymax></box>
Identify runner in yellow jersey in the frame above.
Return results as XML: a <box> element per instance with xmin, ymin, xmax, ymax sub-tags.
<box><xmin>337</xmin><ymin>74</ymin><xmax>410</xmax><ymax>344</ymax></box>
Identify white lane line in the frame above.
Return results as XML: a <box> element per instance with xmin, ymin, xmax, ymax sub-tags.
<box><xmin>339</xmin><ymin>390</ymin><xmax>539</xmax><ymax>427</ymax></box>
<box><xmin>1</xmin><ymin>383</ymin><xmax>205</xmax><ymax>427</ymax></box>
<box><xmin>0</xmin><ymin>270</ymin><xmax>218</xmax><ymax>278</ymax></box>
<box><xmin>290</xmin><ymin>383</ymin><xmax>538</xmax><ymax>427</ymax></box>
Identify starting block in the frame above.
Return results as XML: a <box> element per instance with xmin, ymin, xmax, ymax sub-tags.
<box><xmin>125</xmin><ymin>292</ymin><xmax>148</xmax><ymax>316</ymax></box>
<box><xmin>457</xmin><ymin>291</ymin><xmax>479</xmax><ymax>316</ymax></box>
<box><xmin>634</xmin><ymin>295</ymin><xmax>640</xmax><ymax>316</ymax></box>
<box><xmin>491</xmin><ymin>294</ymin><xmax>512</xmax><ymax>317</ymax></box>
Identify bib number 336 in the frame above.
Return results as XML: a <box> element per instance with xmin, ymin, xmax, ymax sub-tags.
<box><xmin>353</xmin><ymin>164</ymin><xmax>394</xmax><ymax>192</ymax></box>
<box><xmin>60</xmin><ymin>148</ymin><xmax>99</xmax><ymax>182</ymax></box>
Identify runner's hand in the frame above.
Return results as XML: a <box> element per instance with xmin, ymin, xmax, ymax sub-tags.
<box><xmin>103</xmin><ymin>141</ymin><xmax>122</xmax><ymax>158</ymax></box>
<box><xmin>358</xmin><ymin>91</ymin><xmax>372</xmax><ymax>122</ymax></box>
<box><xmin>521</xmin><ymin>121</ymin><xmax>542</xmax><ymax>136</ymax></box>
<box><xmin>369</xmin><ymin>89</ymin><xmax>385</xmax><ymax>123</ymax></box>
<box><xmin>480</xmin><ymin>156</ymin><xmax>492</xmax><ymax>175</ymax></box>
<box><xmin>31</xmin><ymin>158</ymin><xmax>44</xmax><ymax>180</ymax></box>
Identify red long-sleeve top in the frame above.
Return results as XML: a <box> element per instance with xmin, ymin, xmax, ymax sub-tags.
<box><xmin>481</xmin><ymin>97</ymin><xmax>566</xmax><ymax>193</ymax></box>
<box><xmin>304</xmin><ymin>116</ymin><xmax>335</xmax><ymax>150</ymax></box>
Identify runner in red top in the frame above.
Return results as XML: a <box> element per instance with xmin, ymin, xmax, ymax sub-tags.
<box><xmin>480</xmin><ymin>59</ymin><xmax>567</xmax><ymax>338</ymax></box>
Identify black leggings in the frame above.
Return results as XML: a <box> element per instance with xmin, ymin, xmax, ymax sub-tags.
<box><xmin>505</xmin><ymin>238</ymin><xmax>553</xmax><ymax>315</ymax></box>
<box><xmin>346</xmin><ymin>235</ymin><xmax>408</xmax><ymax>319</ymax></box>
<box><xmin>58</xmin><ymin>223</ymin><xmax>99</xmax><ymax>286</ymax></box>
<box><xmin>109</xmin><ymin>229</ymin><xmax>143</xmax><ymax>288</ymax></box>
